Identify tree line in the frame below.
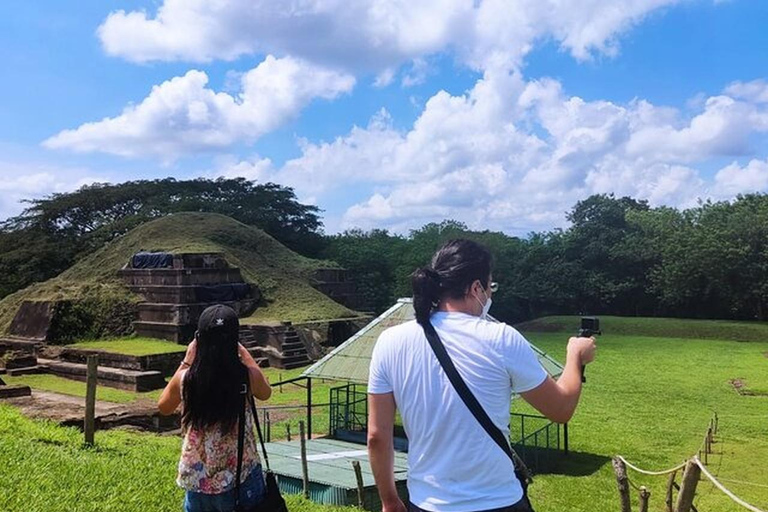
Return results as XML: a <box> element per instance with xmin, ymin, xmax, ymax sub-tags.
<box><xmin>1</xmin><ymin>178</ymin><xmax>766</xmax><ymax>323</ymax></box>
<box><xmin>322</xmin><ymin>194</ymin><xmax>768</xmax><ymax>323</ymax></box>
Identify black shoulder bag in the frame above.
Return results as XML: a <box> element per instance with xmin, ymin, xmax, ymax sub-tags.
<box><xmin>423</xmin><ymin>324</ymin><xmax>535</xmax><ymax>509</ymax></box>
<box><xmin>235</xmin><ymin>381</ymin><xmax>288</xmax><ymax>512</ymax></box>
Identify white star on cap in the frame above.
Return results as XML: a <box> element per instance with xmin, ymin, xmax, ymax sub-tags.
<box><xmin>215</xmin><ymin>318</ymin><xmax>224</xmax><ymax>326</ymax></box>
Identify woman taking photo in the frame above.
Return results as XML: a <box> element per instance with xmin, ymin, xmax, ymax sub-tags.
<box><xmin>159</xmin><ymin>304</ymin><xmax>272</xmax><ymax>512</ymax></box>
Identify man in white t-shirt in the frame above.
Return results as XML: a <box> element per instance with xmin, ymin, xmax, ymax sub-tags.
<box><xmin>367</xmin><ymin>239</ymin><xmax>596</xmax><ymax>512</ymax></box>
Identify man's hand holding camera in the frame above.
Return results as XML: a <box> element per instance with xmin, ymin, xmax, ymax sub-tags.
<box><xmin>567</xmin><ymin>336</ymin><xmax>597</xmax><ymax>367</ymax></box>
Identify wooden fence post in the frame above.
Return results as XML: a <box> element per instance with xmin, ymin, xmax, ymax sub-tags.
<box><xmin>639</xmin><ymin>486</ymin><xmax>650</xmax><ymax>512</ymax></box>
<box><xmin>299</xmin><ymin>421</ymin><xmax>309</xmax><ymax>499</ymax></box>
<box><xmin>612</xmin><ymin>457</ymin><xmax>632</xmax><ymax>512</ymax></box>
<box><xmin>665</xmin><ymin>470</ymin><xmax>677</xmax><ymax>512</ymax></box>
<box><xmin>286</xmin><ymin>424</ymin><xmax>291</xmax><ymax>442</ymax></box>
<box><xmin>84</xmin><ymin>355</ymin><xmax>98</xmax><ymax>445</ymax></box>
<box><xmin>352</xmin><ymin>460</ymin><xmax>365</xmax><ymax>509</ymax></box>
<box><xmin>675</xmin><ymin>459</ymin><xmax>701</xmax><ymax>512</ymax></box>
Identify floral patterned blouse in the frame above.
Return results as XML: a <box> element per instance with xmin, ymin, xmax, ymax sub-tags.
<box><xmin>177</xmin><ymin>378</ymin><xmax>261</xmax><ymax>494</ymax></box>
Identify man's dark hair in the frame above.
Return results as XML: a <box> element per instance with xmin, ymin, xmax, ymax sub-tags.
<box><xmin>182</xmin><ymin>304</ymin><xmax>247</xmax><ymax>434</ymax></box>
<box><xmin>411</xmin><ymin>239</ymin><xmax>493</xmax><ymax>331</ymax></box>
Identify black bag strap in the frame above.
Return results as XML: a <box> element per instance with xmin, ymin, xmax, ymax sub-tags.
<box><xmin>422</xmin><ymin>323</ymin><xmax>531</xmax><ymax>484</ymax></box>
<box><xmin>235</xmin><ymin>374</ymin><xmax>272</xmax><ymax>509</ymax></box>
<box><xmin>235</xmin><ymin>382</ymin><xmax>247</xmax><ymax>509</ymax></box>
<box><xmin>248</xmin><ymin>391</ymin><xmax>271</xmax><ymax>470</ymax></box>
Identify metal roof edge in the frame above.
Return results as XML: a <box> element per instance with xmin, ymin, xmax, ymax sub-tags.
<box><xmin>302</xmin><ymin>300</ymin><xmax>407</xmax><ymax>379</ymax></box>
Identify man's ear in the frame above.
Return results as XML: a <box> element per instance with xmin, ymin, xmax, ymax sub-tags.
<box><xmin>467</xmin><ymin>279</ymin><xmax>481</xmax><ymax>297</ymax></box>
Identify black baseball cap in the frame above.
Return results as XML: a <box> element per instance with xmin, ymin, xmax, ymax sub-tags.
<box><xmin>197</xmin><ymin>304</ymin><xmax>239</xmax><ymax>341</ymax></box>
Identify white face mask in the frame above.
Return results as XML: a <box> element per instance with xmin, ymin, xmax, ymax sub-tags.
<box><xmin>474</xmin><ymin>287</ymin><xmax>492</xmax><ymax>319</ymax></box>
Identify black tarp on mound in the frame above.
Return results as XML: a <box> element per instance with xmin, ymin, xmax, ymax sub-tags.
<box><xmin>195</xmin><ymin>283</ymin><xmax>252</xmax><ymax>302</ymax></box>
<box><xmin>131</xmin><ymin>252</ymin><xmax>173</xmax><ymax>269</ymax></box>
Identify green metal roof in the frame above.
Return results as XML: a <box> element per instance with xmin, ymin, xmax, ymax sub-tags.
<box><xmin>267</xmin><ymin>438</ymin><xmax>409</xmax><ymax>509</ymax></box>
<box><xmin>302</xmin><ymin>298</ymin><xmax>564</xmax><ymax>385</ymax></box>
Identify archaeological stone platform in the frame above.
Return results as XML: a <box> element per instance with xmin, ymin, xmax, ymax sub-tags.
<box><xmin>119</xmin><ymin>252</ymin><xmax>260</xmax><ymax>343</ymax></box>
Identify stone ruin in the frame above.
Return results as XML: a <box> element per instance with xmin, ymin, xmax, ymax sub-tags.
<box><xmin>118</xmin><ymin>252</ymin><xmax>260</xmax><ymax>343</ymax></box>
<box><xmin>1</xmin><ymin>251</ymin><xmax>367</xmax><ymax>397</ymax></box>
<box><xmin>0</xmin><ymin>250</ymin><xmax>369</xmax><ymax>431</ymax></box>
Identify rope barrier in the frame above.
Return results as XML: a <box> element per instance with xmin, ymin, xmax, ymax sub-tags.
<box><xmin>718</xmin><ymin>478</ymin><xmax>768</xmax><ymax>490</ymax></box>
<box><xmin>693</xmin><ymin>456</ymin><xmax>767</xmax><ymax>512</ymax></box>
<box><xmin>617</xmin><ymin>455</ymin><xmax>687</xmax><ymax>476</ymax></box>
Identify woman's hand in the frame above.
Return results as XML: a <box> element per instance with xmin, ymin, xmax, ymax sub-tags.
<box><xmin>184</xmin><ymin>338</ymin><xmax>198</xmax><ymax>365</ymax></box>
<box><xmin>237</xmin><ymin>343</ymin><xmax>255</xmax><ymax>366</ymax></box>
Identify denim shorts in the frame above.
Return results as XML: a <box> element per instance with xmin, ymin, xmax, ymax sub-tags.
<box><xmin>183</xmin><ymin>464</ymin><xmax>266</xmax><ymax>512</ymax></box>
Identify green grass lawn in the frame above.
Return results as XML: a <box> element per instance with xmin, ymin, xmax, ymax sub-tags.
<box><xmin>518</xmin><ymin>314</ymin><xmax>768</xmax><ymax>343</ymax></box>
<box><xmin>0</xmin><ymin>403</ymin><xmax>357</xmax><ymax>512</ymax></box>
<box><xmin>3</xmin><ymin>316</ymin><xmax>768</xmax><ymax>511</ymax></box>
<box><xmin>515</xmin><ymin>329</ymin><xmax>768</xmax><ymax>512</ymax></box>
<box><xmin>66</xmin><ymin>336</ymin><xmax>187</xmax><ymax>356</ymax></box>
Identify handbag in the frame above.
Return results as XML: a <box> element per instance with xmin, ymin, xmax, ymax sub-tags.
<box><xmin>235</xmin><ymin>379</ymin><xmax>288</xmax><ymax>512</ymax></box>
<box><xmin>422</xmin><ymin>323</ymin><xmax>535</xmax><ymax>508</ymax></box>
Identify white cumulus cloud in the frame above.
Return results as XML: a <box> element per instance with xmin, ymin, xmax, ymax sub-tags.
<box><xmin>98</xmin><ymin>0</ymin><xmax>683</xmax><ymax>72</ymax></box>
<box><xmin>0</xmin><ymin>163</ymin><xmax>109</xmax><ymax>221</ymax></box>
<box><xmin>714</xmin><ymin>159</ymin><xmax>768</xmax><ymax>197</ymax></box>
<box><xmin>216</xmin><ymin>68</ymin><xmax>768</xmax><ymax>234</ymax></box>
<box><xmin>44</xmin><ymin>56</ymin><xmax>355</xmax><ymax>158</ymax></box>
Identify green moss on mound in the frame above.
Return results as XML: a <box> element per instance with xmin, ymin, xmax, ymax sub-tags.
<box><xmin>67</xmin><ymin>336</ymin><xmax>187</xmax><ymax>356</ymax></box>
<box><xmin>0</xmin><ymin>212</ymin><xmax>356</xmax><ymax>336</ymax></box>
<box><xmin>516</xmin><ymin>315</ymin><xmax>768</xmax><ymax>342</ymax></box>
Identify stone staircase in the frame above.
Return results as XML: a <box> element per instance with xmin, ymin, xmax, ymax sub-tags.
<box><xmin>119</xmin><ymin>253</ymin><xmax>260</xmax><ymax>343</ymax></box>
<box><xmin>239</xmin><ymin>323</ymin><xmax>312</xmax><ymax>370</ymax></box>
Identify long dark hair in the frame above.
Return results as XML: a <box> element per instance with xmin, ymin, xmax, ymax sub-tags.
<box><xmin>182</xmin><ymin>306</ymin><xmax>247</xmax><ymax>434</ymax></box>
<box><xmin>412</xmin><ymin>239</ymin><xmax>493</xmax><ymax>331</ymax></box>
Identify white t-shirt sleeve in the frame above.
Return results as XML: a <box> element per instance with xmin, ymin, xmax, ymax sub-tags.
<box><xmin>501</xmin><ymin>326</ymin><xmax>548</xmax><ymax>393</ymax></box>
<box><xmin>368</xmin><ymin>331</ymin><xmax>393</xmax><ymax>394</ymax></box>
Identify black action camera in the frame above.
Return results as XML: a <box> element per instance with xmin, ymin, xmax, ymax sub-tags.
<box><xmin>579</xmin><ymin>316</ymin><xmax>601</xmax><ymax>337</ymax></box>
<box><xmin>577</xmin><ymin>316</ymin><xmax>601</xmax><ymax>383</ymax></box>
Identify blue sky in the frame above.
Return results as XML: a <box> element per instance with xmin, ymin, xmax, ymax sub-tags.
<box><xmin>1</xmin><ymin>1</ymin><xmax>767</xmax><ymax>235</ymax></box>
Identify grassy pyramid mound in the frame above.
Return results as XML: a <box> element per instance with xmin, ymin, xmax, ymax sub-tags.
<box><xmin>0</xmin><ymin>212</ymin><xmax>357</xmax><ymax>336</ymax></box>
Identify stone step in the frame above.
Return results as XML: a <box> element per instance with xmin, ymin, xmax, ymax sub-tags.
<box><xmin>0</xmin><ymin>385</ymin><xmax>31</xmax><ymax>399</ymax></box>
<box><xmin>133</xmin><ymin>321</ymin><xmax>195</xmax><ymax>344</ymax></box>
<box><xmin>281</xmin><ymin>346</ymin><xmax>307</xmax><ymax>357</ymax></box>
<box><xmin>0</xmin><ymin>337</ymin><xmax>43</xmax><ymax>354</ymax></box>
<box><xmin>264</xmin><ymin>354</ymin><xmax>312</xmax><ymax>370</ymax></box>
<box><xmin>127</xmin><ymin>284</ymin><xmax>260</xmax><ymax>304</ymax></box>
<box><xmin>7</xmin><ymin>366</ymin><xmax>45</xmax><ymax>376</ymax></box>
<box><xmin>4</xmin><ymin>354</ymin><xmax>38</xmax><ymax>369</ymax></box>
<box><xmin>136</xmin><ymin>299</ymin><xmax>259</xmax><ymax>324</ymax></box>
<box><xmin>119</xmin><ymin>268</ymin><xmax>245</xmax><ymax>286</ymax></box>
<box><xmin>38</xmin><ymin>358</ymin><xmax>167</xmax><ymax>392</ymax></box>
<box><xmin>282</xmin><ymin>358</ymin><xmax>312</xmax><ymax>370</ymax></box>
<box><xmin>58</xmin><ymin>347</ymin><xmax>184</xmax><ymax>376</ymax></box>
